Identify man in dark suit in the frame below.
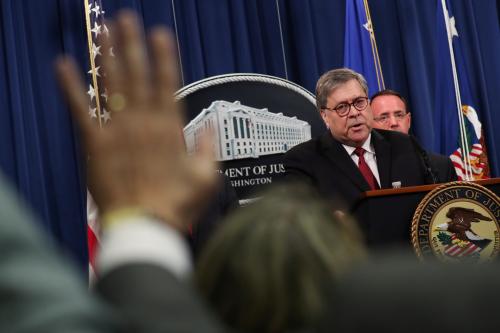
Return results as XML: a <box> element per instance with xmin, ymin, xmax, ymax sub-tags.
<box><xmin>284</xmin><ymin>68</ymin><xmax>430</xmax><ymax>210</ymax></box>
<box><xmin>370</xmin><ymin>89</ymin><xmax>457</xmax><ymax>183</ymax></box>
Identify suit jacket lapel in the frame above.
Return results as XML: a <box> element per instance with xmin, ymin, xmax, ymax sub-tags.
<box><xmin>372</xmin><ymin>130</ymin><xmax>391</xmax><ymax>189</ymax></box>
<box><xmin>319</xmin><ymin>132</ymin><xmax>370</xmax><ymax>191</ymax></box>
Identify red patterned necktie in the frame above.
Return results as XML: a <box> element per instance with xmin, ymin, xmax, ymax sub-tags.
<box><xmin>354</xmin><ymin>147</ymin><xmax>379</xmax><ymax>190</ymax></box>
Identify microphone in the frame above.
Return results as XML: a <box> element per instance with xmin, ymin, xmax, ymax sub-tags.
<box><xmin>410</xmin><ymin>135</ymin><xmax>438</xmax><ymax>184</ymax></box>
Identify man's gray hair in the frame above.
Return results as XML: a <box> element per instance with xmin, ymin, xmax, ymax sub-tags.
<box><xmin>315</xmin><ymin>68</ymin><xmax>368</xmax><ymax>113</ymax></box>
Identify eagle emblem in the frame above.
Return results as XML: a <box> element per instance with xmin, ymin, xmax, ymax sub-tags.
<box><xmin>434</xmin><ymin>207</ymin><xmax>493</xmax><ymax>258</ymax></box>
<box><xmin>412</xmin><ymin>182</ymin><xmax>500</xmax><ymax>262</ymax></box>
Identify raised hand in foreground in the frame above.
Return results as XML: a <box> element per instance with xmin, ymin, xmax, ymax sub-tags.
<box><xmin>56</xmin><ymin>11</ymin><xmax>217</xmax><ymax>230</ymax></box>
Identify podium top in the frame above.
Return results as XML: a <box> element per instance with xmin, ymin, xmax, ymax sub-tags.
<box><xmin>361</xmin><ymin>178</ymin><xmax>500</xmax><ymax>198</ymax></box>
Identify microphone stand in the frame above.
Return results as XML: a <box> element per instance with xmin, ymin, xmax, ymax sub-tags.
<box><xmin>410</xmin><ymin>135</ymin><xmax>438</xmax><ymax>184</ymax></box>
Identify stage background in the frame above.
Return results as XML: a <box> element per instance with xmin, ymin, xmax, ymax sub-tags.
<box><xmin>0</xmin><ymin>0</ymin><xmax>499</xmax><ymax>271</ymax></box>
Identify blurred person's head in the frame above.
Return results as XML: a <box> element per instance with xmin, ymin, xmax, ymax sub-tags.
<box><xmin>195</xmin><ymin>183</ymin><xmax>366</xmax><ymax>333</ymax></box>
<box><xmin>370</xmin><ymin>89</ymin><xmax>411</xmax><ymax>134</ymax></box>
<box><xmin>316</xmin><ymin>68</ymin><xmax>373</xmax><ymax>147</ymax></box>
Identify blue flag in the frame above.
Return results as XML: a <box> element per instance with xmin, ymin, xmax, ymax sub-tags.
<box><xmin>344</xmin><ymin>0</ymin><xmax>383</xmax><ymax>96</ymax></box>
<box><xmin>435</xmin><ymin>0</ymin><xmax>490</xmax><ymax>180</ymax></box>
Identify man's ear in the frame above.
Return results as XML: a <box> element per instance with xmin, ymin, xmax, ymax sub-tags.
<box><xmin>320</xmin><ymin>110</ymin><xmax>329</xmax><ymax>128</ymax></box>
<box><xmin>408</xmin><ymin>112</ymin><xmax>412</xmax><ymax>128</ymax></box>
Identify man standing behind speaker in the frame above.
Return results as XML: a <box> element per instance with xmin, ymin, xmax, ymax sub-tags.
<box><xmin>370</xmin><ymin>89</ymin><xmax>457</xmax><ymax>183</ymax></box>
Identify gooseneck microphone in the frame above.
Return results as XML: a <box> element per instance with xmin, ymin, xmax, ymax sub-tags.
<box><xmin>410</xmin><ymin>135</ymin><xmax>438</xmax><ymax>184</ymax></box>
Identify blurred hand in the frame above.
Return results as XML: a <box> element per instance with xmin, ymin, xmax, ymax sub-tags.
<box><xmin>56</xmin><ymin>11</ymin><xmax>217</xmax><ymax>230</ymax></box>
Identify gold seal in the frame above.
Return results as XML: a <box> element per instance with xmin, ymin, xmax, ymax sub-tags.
<box><xmin>411</xmin><ymin>182</ymin><xmax>500</xmax><ymax>262</ymax></box>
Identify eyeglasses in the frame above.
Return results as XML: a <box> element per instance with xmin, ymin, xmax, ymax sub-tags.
<box><xmin>373</xmin><ymin>111</ymin><xmax>408</xmax><ymax>123</ymax></box>
<box><xmin>322</xmin><ymin>97</ymin><xmax>369</xmax><ymax>117</ymax></box>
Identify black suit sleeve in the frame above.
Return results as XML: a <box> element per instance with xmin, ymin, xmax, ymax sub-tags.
<box><xmin>190</xmin><ymin>174</ymin><xmax>239</xmax><ymax>257</ymax></box>
<box><xmin>428</xmin><ymin>153</ymin><xmax>458</xmax><ymax>183</ymax></box>
<box><xmin>282</xmin><ymin>144</ymin><xmax>316</xmax><ymax>186</ymax></box>
<box><xmin>0</xmin><ymin>177</ymin><xmax>118</xmax><ymax>333</ymax></box>
<box><xmin>442</xmin><ymin>155</ymin><xmax>458</xmax><ymax>182</ymax></box>
<box><xmin>96</xmin><ymin>264</ymin><xmax>225</xmax><ymax>333</ymax></box>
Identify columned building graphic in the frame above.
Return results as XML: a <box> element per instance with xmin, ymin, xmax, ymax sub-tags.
<box><xmin>184</xmin><ymin>100</ymin><xmax>311</xmax><ymax>161</ymax></box>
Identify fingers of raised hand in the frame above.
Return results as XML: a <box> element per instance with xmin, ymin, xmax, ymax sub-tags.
<box><xmin>115</xmin><ymin>11</ymin><xmax>150</xmax><ymax>106</ymax></box>
<box><xmin>98</xmin><ymin>12</ymin><xmax>150</xmax><ymax>114</ymax></box>
<box><xmin>188</xmin><ymin>131</ymin><xmax>218</xmax><ymax>196</ymax></box>
<box><xmin>149</xmin><ymin>28</ymin><xmax>180</xmax><ymax>108</ymax></box>
<box><xmin>100</xmin><ymin>12</ymin><xmax>181</xmax><ymax>121</ymax></box>
<box><xmin>98</xmin><ymin>22</ymin><xmax>124</xmax><ymax>110</ymax></box>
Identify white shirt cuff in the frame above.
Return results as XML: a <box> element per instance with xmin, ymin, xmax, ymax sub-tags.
<box><xmin>97</xmin><ymin>215</ymin><xmax>192</xmax><ymax>279</ymax></box>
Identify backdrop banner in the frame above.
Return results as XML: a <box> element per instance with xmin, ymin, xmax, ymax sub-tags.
<box><xmin>176</xmin><ymin>74</ymin><xmax>321</xmax><ymax>203</ymax></box>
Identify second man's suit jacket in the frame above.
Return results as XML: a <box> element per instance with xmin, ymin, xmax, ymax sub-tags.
<box><xmin>428</xmin><ymin>152</ymin><xmax>458</xmax><ymax>183</ymax></box>
<box><xmin>283</xmin><ymin>129</ymin><xmax>429</xmax><ymax>210</ymax></box>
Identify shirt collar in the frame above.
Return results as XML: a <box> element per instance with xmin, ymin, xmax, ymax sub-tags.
<box><xmin>342</xmin><ymin>133</ymin><xmax>374</xmax><ymax>156</ymax></box>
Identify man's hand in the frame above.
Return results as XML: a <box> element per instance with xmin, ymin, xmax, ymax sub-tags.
<box><xmin>56</xmin><ymin>11</ymin><xmax>217</xmax><ymax>230</ymax></box>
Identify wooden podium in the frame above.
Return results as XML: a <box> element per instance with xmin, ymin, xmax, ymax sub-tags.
<box><xmin>351</xmin><ymin>178</ymin><xmax>500</xmax><ymax>248</ymax></box>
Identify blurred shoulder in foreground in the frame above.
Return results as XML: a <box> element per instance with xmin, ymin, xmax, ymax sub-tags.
<box><xmin>196</xmin><ymin>182</ymin><xmax>366</xmax><ymax>333</ymax></box>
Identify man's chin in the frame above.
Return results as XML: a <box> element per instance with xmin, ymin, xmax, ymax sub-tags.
<box><xmin>347</xmin><ymin>128</ymin><xmax>369</xmax><ymax>143</ymax></box>
<box><xmin>342</xmin><ymin>135</ymin><xmax>369</xmax><ymax>147</ymax></box>
<box><xmin>331</xmin><ymin>128</ymin><xmax>370</xmax><ymax>146</ymax></box>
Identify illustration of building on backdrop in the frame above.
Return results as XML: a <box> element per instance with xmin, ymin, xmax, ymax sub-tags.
<box><xmin>184</xmin><ymin>100</ymin><xmax>311</xmax><ymax>161</ymax></box>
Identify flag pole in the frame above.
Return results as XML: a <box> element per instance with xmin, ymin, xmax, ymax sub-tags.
<box><xmin>363</xmin><ymin>0</ymin><xmax>385</xmax><ymax>91</ymax></box>
<box><xmin>440</xmin><ymin>0</ymin><xmax>472</xmax><ymax>180</ymax></box>
<box><xmin>84</xmin><ymin>0</ymin><xmax>103</xmax><ymax>128</ymax></box>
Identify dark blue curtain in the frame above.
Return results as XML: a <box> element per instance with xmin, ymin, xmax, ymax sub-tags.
<box><xmin>369</xmin><ymin>0</ymin><xmax>500</xmax><ymax>174</ymax></box>
<box><xmin>1</xmin><ymin>0</ymin><xmax>499</xmax><ymax>272</ymax></box>
<box><xmin>0</xmin><ymin>0</ymin><xmax>88</xmax><ymax>269</ymax></box>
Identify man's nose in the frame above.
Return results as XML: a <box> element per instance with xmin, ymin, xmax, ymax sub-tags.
<box><xmin>348</xmin><ymin>106</ymin><xmax>361</xmax><ymax>118</ymax></box>
<box><xmin>389</xmin><ymin>115</ymin><xmax>399</xmax><ymax>127</ymax></box>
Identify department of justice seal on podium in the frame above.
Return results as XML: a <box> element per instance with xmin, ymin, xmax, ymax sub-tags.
<box><xmin>412</xmin><ymin>182</ymin><xmax>500</xmax><ymax>262</ymax></box>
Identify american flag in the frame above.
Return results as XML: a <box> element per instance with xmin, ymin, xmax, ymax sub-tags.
<box><xmin>84</xmin><ymin>0</ymin><xmax>112</xmax><ymax>281</ymax></box>
<box><xmin>448</xmin><ymin>106</ymin><xmax>489</xmax><ymax>181</ymax></box>
<box><xmin>86</xmin><ymin>191</ymin><xmax>100</xmax><ymax>281</ymax></box>
<box><xmin>450</xmin><ymin>143</ymin><xmax>488</xmax><ymax>181</ymax></box>
<box><xmin>436</xmin><ymin>2</ymin><xmax>490</xmax><ymax>182</ymax></box>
